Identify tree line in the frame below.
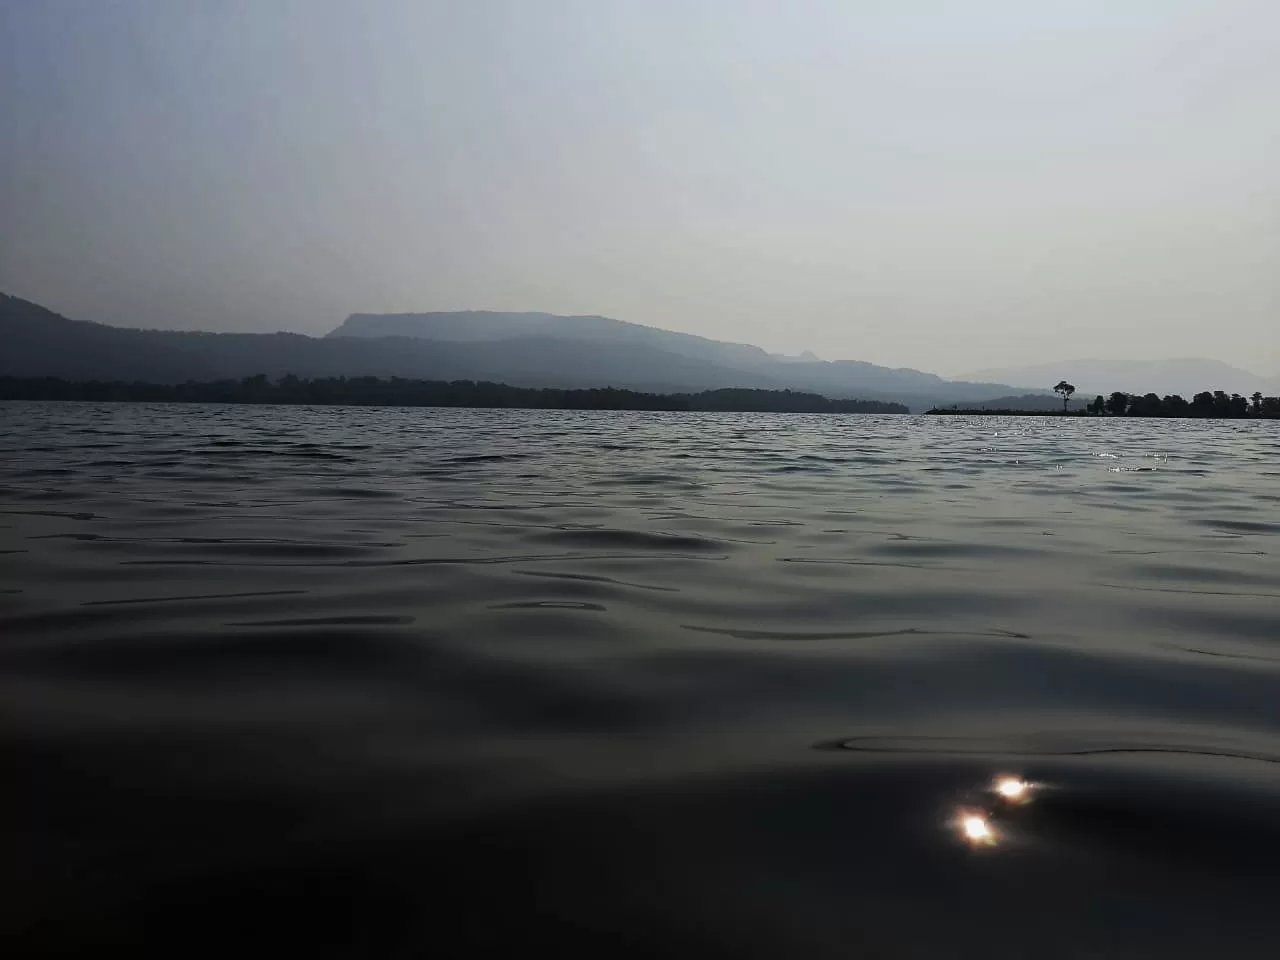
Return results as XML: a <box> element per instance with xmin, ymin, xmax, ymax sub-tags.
<box><xmin>1082</xmin><ymin>390</ymin><xmax>1279</xmax><ymax>418</ymax></box>
<box><xmin>0</xmin><ymin>375</ymin><xmax>909</xmax><ymax>414</ymax></box>
<box><xmin>931</xmin><ymin>388</ymin><xmax>1280</xmax><ymax>418</ymax></box>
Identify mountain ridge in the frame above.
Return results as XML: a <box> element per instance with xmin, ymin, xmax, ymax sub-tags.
<box><xmin>2</xmin><ymin>292</ymin><xmax>1039</xmax><ymax>411</ymax></box>
<box><xmin>329</xmin><ymin>310</ymin><xmax>774</xmax><ymax>369</ymax></box>
<box><xmin>326</xmin><ymin>309</ymin><xmax>1031</xmax><ymax>409</ymax></box>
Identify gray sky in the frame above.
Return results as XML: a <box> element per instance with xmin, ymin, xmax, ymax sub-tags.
<box><xmin>2</xmin><ymin>0</ymin><xmax>1277</xmax><ymax>375</ymax></box>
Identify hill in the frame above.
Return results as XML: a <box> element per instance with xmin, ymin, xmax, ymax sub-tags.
<box><xmin>2</xmin><ymin>293</ymin><xmax>1032</xmax><ymax>410</ymax></box>
<box><xmin>329</xmin><ymin>311</ymin><xmax>771</xmax><ymax>369</ymax></box>
<box><xmin>326</xmin><ymin>310</ymin><xmax>1033</xmax><ymax>410</ymax></box>
<box><xmin>0</xmin><ymin>293</ymin><xmax>779</xmax><ymax>392</ymax></box>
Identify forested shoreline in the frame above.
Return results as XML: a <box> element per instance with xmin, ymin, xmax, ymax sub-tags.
<box><xmin>0</xmin><ymin>375</ymin><xmax>908</xmax><ymax>414</ymax></box>
<box><xmin>930</xmin><ymin>389</ymin><xmax>1280</xmax><ymax>418</ymax></box>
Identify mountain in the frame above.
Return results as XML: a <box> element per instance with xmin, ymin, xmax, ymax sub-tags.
<box><xmin>329</xmin><ymin>311</ymin><xmax>772</xmax><ymax>369</ymax></box>
<box><xmin>0</xmin><ymin>294</ymin><xmax>780</xmax><ymax>392</ymax></box>
<box><xmin>955</xmin><ymin>358</ymin><xmax>1280</xmax><ymax>399</ymax></box>
<box><xmin>327</xmin><ymin>310</ymin><xmax>1033</xmax><ymax>410</ymax></box>
<box><xmin>2</xmin><ymin>293</ymin><xmax>1034</xmax><ymax>410</ymax></box>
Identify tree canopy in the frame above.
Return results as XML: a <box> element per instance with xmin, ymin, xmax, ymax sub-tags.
<box><xmin>930</xmin><ymin>388</ymin><xmax>1280</xmax><ymax>418</ymax></box>
<box><xmin>1052</xmin><ymin>380</ymin><xmax>1076</xmax><ymax>410</ymax></box>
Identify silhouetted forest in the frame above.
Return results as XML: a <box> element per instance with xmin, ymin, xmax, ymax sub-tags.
<box><xmin>0</xmin><ymin>375</ymin><xmax>909</xmax><ymax>414</ymax></box>
<box><xmin>930</xmin><ymin>389</ymin><xmax>1280</xmax><ymax>418</ymax></box>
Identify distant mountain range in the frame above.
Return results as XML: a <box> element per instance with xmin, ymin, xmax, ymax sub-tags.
<box><xmin>330</xmin><ymin>311</ymin><xmax>774</xmax><ymax>369</ymax></box>
<box><xmin>1</xmin><ymin>294</ymin><xmax>1036</xmax><ymax>411</ymax></box>
<box><xmin>324</xmin><ymin>310</ymin><xmax>1044</xmax><ymax>410</ymax></box>
<box><xmin>9</xmin><ymin>291</ymin><xmax>1271</xmax><ymax>411</ymax></box>
<box><xmin>956</xmin><ymin>358</ymin><xmax>1280</xmax><ymax>399</ymax></box>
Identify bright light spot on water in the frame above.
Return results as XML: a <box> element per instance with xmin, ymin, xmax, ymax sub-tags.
<box><xmin>959</xmin><ymin>813</ymin><xmax>994</xmax><ymax>845</ymax></box>
<box><xmin>995</xmin><ymin>777</ymin><xmax>1030</xmax><ymax>801</ymax></box>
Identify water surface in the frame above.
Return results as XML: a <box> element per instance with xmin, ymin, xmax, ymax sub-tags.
<box><xmin>2</xmin><ymin>403</ymin><xmax>1279</xmax><ymax>957</ymax></box>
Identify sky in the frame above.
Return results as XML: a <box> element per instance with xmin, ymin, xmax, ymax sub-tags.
<box><xmin>1</xmin><ymin>0</ymin><xmax>1277</xmax><ymax>375</ymax></box>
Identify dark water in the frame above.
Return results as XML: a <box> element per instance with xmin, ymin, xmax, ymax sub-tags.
<box><xmin>3</xmin><ymin>402</ymin><xmax>1280</xmax><ymax>958</ymax></box>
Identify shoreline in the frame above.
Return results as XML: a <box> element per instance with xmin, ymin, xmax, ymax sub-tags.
<box><xmin>0</xmin><ymin>376</ymin><xmax>909</xmax><ymax>415</ymax></box>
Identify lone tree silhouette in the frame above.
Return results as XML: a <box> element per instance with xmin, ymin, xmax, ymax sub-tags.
<box><xmin>1053</xmin><ymin>380</ymin><xmax>1076</xmax><ymax>411</ymax></box>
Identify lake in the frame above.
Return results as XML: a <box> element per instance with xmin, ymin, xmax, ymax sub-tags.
<box><xmin>2</xmin><ymin>402</ymin><xmax>1279</xmax><ymax>957</ymax></box>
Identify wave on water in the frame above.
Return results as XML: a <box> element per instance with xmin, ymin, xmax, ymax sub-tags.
<box><xmin>2</xmin><ymin>403</ymin><xmax>1279</xmax><ymax>957</ymax></box>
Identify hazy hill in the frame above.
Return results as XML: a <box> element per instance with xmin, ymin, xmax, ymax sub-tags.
<box><xmin>328</xmin><ymin>310</ymin><xmax>1033</xmax><ymax>410</ymax></box>
<box><xmin>3</xmin><ymin>293</ymin><xmax>1035</xmax><ymax>410</ymax></box>
<box><xmin>330</xmin><ymin>311</ymin><xmax>771</xmax><ymax>369</ymax></box>
<box><xmin>956</xmin><ymin>358</ymin><xmax>1280</xmax><ymax>398</ymax></box>
<box><xmin>0</xmin><ymin>294</ymin><xmax>781</xmax><ymax>392</ymax></box>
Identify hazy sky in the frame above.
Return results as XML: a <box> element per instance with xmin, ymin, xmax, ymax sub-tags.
<box><xmin>2</xmin><ymin>0</ymin><xmax>1277</xmax><ymax>374</ymax></box>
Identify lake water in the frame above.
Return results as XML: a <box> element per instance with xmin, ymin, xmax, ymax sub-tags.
<box><xmin>2</xmin><ymin>402</ymin><xmax>1279</xmax><ymax>958</ymax></box>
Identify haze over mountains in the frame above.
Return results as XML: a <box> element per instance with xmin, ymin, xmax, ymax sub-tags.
<box><xmin>328</xmin><ymin>310</ymin><xmax>1045</xmax><ymax>409</ymax></box>
<box><xmin>5</xmin><ymin>292</ymin><xmax>1273</xmax><ymax>412</ymax></box>
<box><xmin>957</xmin><ymin>359</ymin><xmax>1280</xmax><ymax>399</ymax></box>
<box><xmin>1</xmin><ymin>293</ymin><xmax>1033</xmax><ymax>411</ymax></box>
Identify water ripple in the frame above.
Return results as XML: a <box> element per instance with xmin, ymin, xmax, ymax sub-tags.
<box><xmin>3</xmin><ymin>403</ymin><xmax>1280</xmax><ymax>957</ymax></box>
